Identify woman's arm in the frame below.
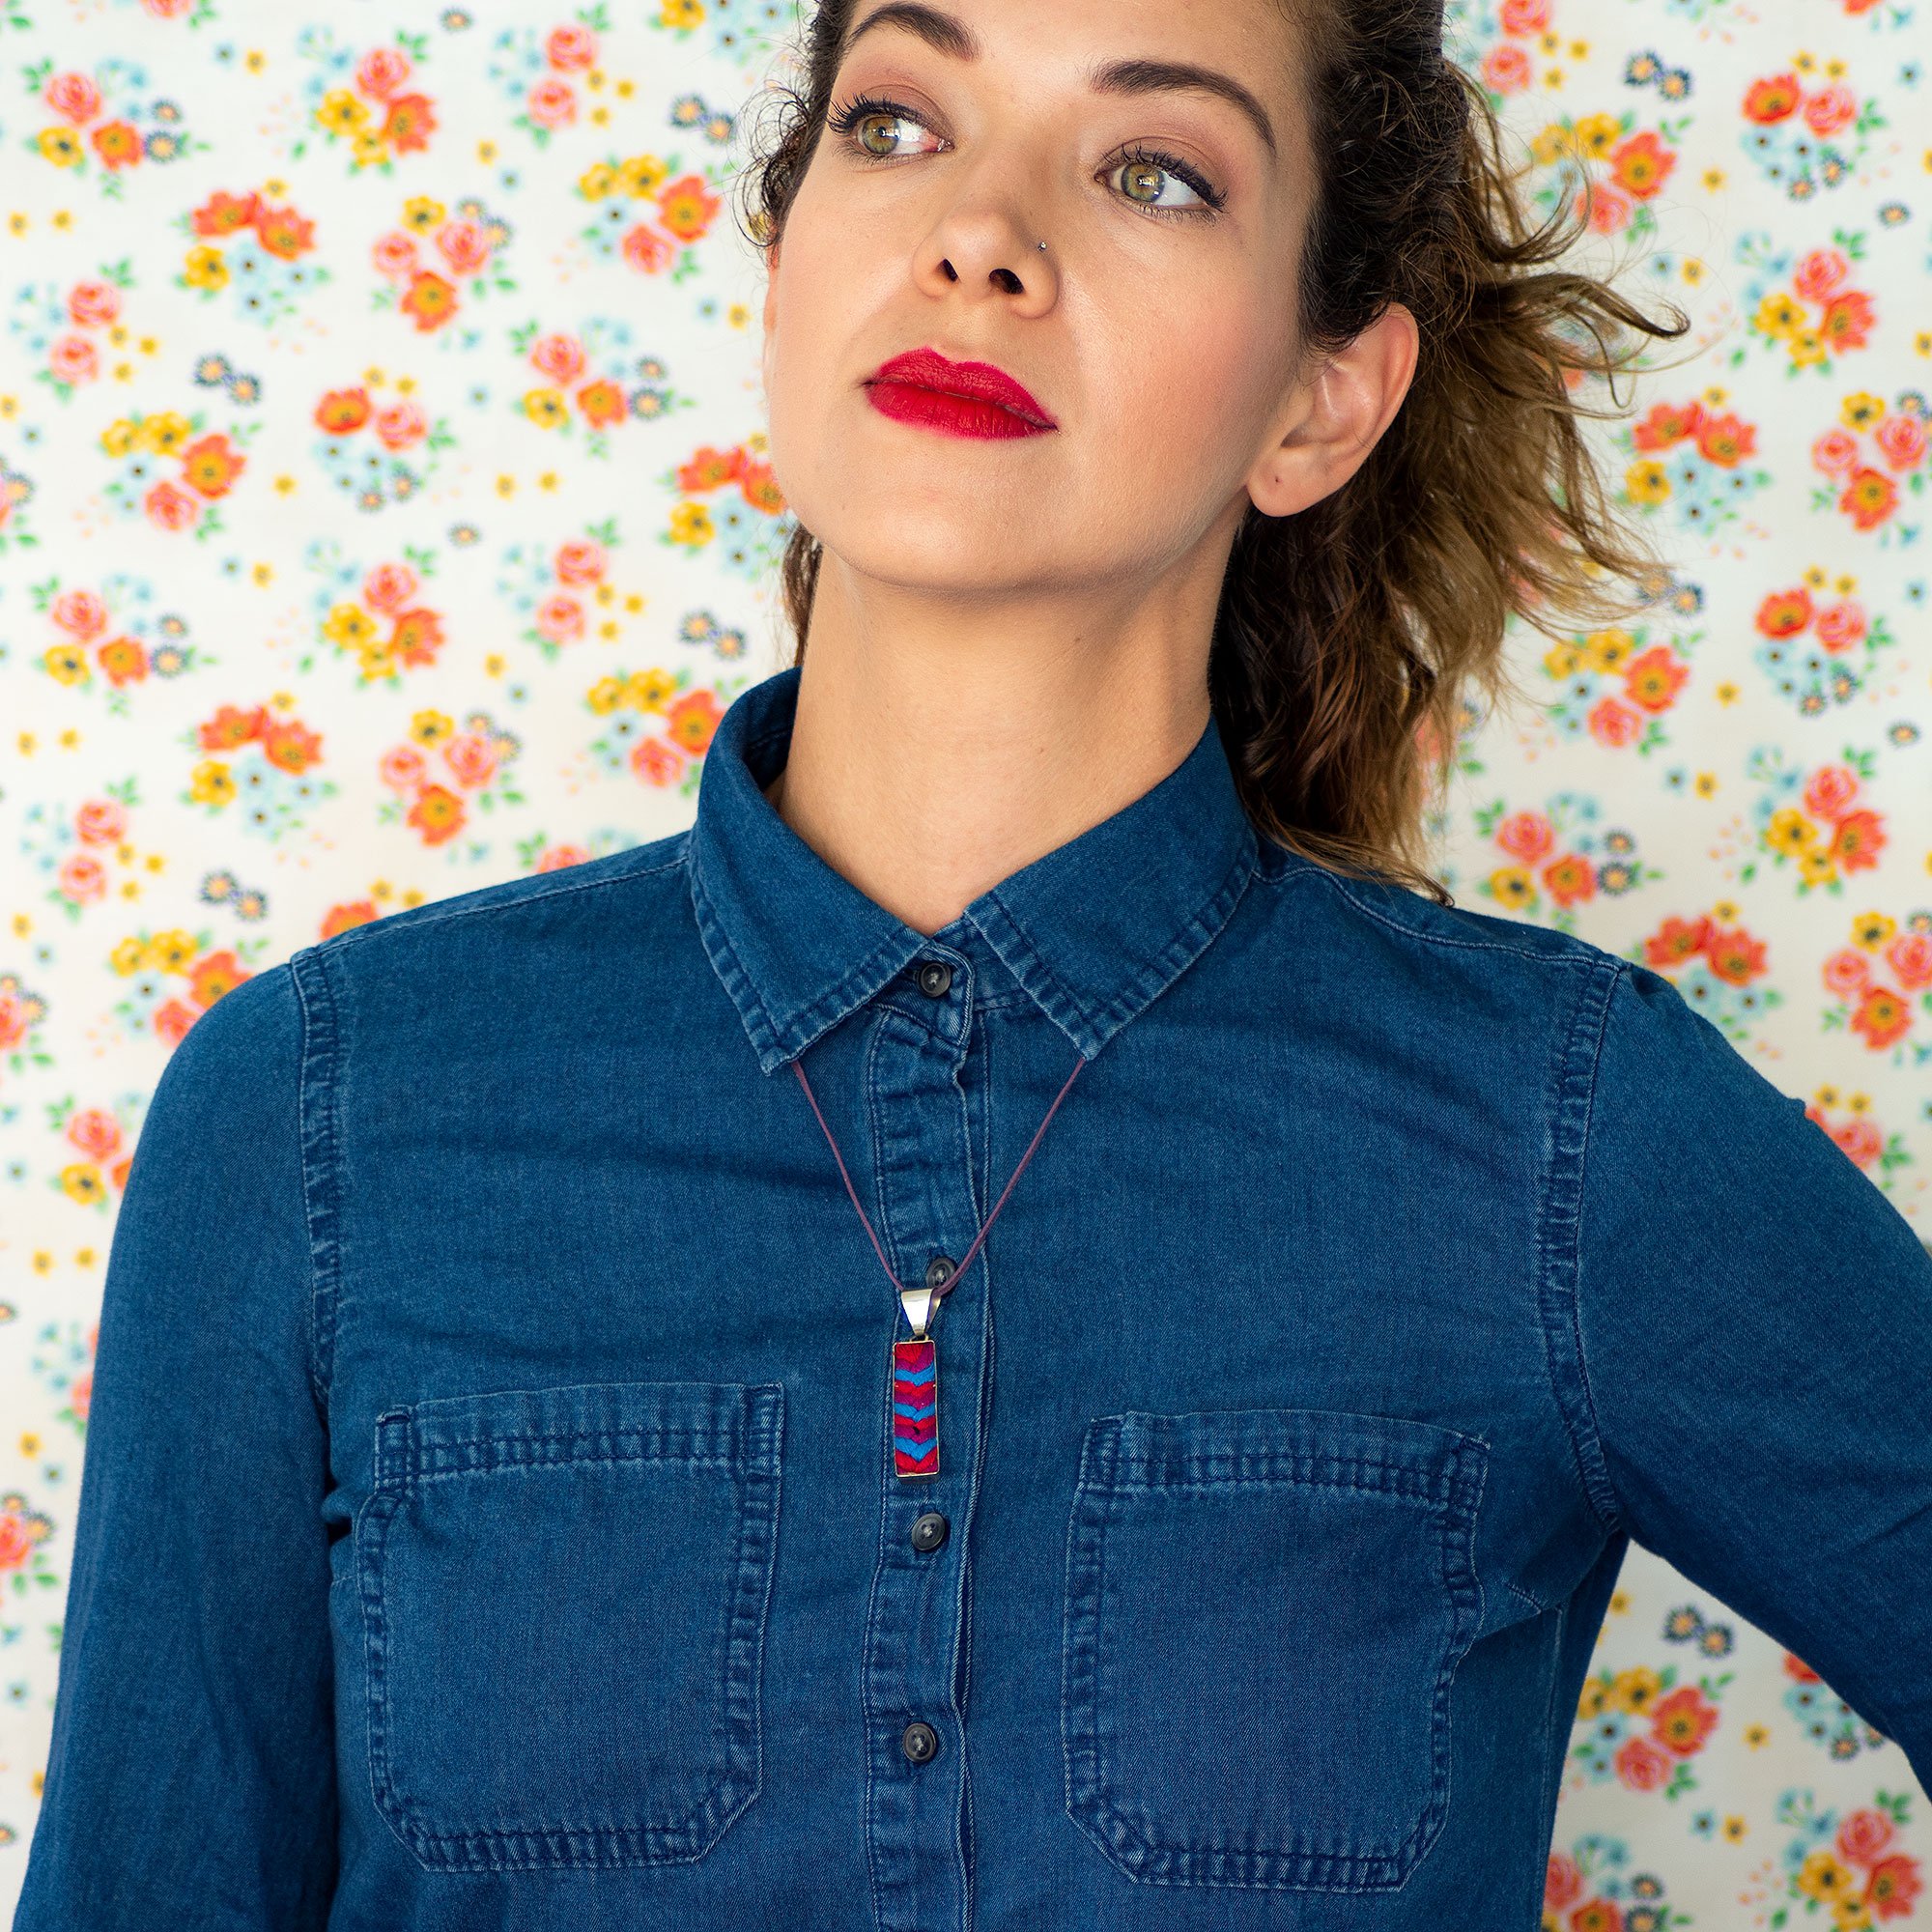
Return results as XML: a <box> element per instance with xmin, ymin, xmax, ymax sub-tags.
<box><xmin>1570</xmin><ymin>958</ymin><xmax>1932</xmax><ymax>1785</ymax></box>
<box><xmin>14</xmin><ymin>963</ymin><xmax>338</xmax><ymax>1929</ymax></box>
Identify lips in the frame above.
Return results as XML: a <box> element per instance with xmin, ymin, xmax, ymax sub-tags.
<box><xmin>864</xmin><ymin>346</ymin><xmax>1057</xmax><ymax>440</ymax></box>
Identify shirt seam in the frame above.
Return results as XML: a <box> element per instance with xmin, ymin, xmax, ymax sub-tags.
<box><xmin>1536</xmin><ymin>953</ymin><xmax>1626</xmax><ymax>1539</ymax></box>
<box><xmin>287</xmin><ymin>946</ymin><xmax>343</xmax><ymax>1418</ymax></box>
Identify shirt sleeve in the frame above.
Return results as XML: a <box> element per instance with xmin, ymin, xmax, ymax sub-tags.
<box><xmin>14</xmin><ymin>961</ymin><xmax>338</xmax><ymax>1929</ymax></box>
<box><xmin>1572</xmin><ymin>956</ymin><xmax>1932</xmax><ymax>1788</ymax></box>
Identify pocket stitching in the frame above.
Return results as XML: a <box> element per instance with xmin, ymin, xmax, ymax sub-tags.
<box><xmin>358</xmin><ymin>1380</ymin><xmax>783</xmax><ymax>1874</ymax></box>
<box><xmin>1062</xmin><ymin>1408</ymin><xmax>1486</xmax><ymax>1894</ymax></box>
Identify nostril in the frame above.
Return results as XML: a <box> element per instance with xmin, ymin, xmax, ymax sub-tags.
<box><xmin>940</xmin><ymin>258</ymin><xmax>958</xmax><ymax>282</ymax></box>
<box><xmin>991</xmin><ymin>267</ymin><xmax>1022</xmax><ymax>294</ymax></box>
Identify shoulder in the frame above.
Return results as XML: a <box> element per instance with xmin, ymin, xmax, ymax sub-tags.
<box><xmin>287</xmin><ymin>830</ymin><xmax>693</xmax><ymax>984</ymax></box>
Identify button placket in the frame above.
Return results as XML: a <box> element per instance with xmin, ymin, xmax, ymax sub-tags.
<box><xmin>859</xmin><ymin>1004</ymin><xmax>985</xmax><ymax>1932</ymax></box>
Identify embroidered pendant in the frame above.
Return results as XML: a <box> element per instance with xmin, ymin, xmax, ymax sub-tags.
<box><xmin>892</xmin><ymin>1338</ymin><xmax>939</xmax><ymax>1478</ymax></box>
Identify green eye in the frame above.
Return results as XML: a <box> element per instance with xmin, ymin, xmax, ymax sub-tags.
<box><xmin>1121</xmin><ymin>161</ymin><xmax>1168</xmax><ymax>204</ymax></box>
<box><xmin>857</xmin><ymin>111</ymin><xmax>911</xmax><ymax>156</ymax></box>
<box><xmin>1108</xmin><ymin>151</ymin><xmax>1218</xmax><ymax>213</ymax></box>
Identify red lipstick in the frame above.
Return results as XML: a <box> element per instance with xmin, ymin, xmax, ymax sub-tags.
<box><xmin>864</xmin><ymin>346</ymin><xmax>1057</xmax><ymax>440</ymax></box>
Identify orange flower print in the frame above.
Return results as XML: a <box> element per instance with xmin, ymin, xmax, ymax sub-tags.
<box><xmin>666</xmin><ymin>689</ymin><xmax>724</xmax><ymax>755</ymax></box>
<box><xmin>382</xmin><ymin>93</ymin><xmax>437</xmax><ymax>155</ymax></box>
<box><xmin>657</xmin><ymin>173</ymin><xmax>720</xmax><ymax>242</ymax></box>
<box><xmin>678</xmin><ymin>444</ymin><xmax>747</xmax><ymax>492</ymax></box>
<box><xmin>1744</xmin><ymin>73</ymin><xmax>1801</xmax><ymax>123</ymax></box>
<box><xmin>1649</xmin><ymin>1685</ymin><xmax>1719</xmax><ymax>1756</ymax></box>
<box><xmin>254</xmin><ymin>205</ymin><xmax>317</xmax><ymax>260</ymax></box>
<box><xmin>317</xmin><ymin>387</ymin><xmax>373</xmax><ymax>433</ymax></box>
<box><xmin>181</xmin><ymin>434</ymin><xmax>245</xmax><ymax>499</ymax></box>
<box><xmin>1849</xmin><ymin>984</ymin><xmax>1909</xmax><ymax>1050</ymax></box>
<box><xmin>401</xmin><ymin>270</ymin><xmax>457</xmax><ymax>329</ymax></box>
<box><xmin>90</xmin><ymin>120</ymin><xmax>142</xmax><ymax>169</ymax></box>
<box><xmin>407</xmin><ymin>781</ymin><xmax>467</xmax><ymax>845</ymax></box>
<box><xmin>1610</xmin><ymin>130</ymin><xmax>1673</xmax><ymax>200</ymax></box>
<box><xmin>1622</xmin><ymin>644</ymin><xmax>1689</xmax><ymax>713</ymax></box>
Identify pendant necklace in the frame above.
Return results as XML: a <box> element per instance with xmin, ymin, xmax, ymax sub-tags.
<box><xmin>791</xmin><ymin>1046</ymin><xmax>1087</xmax><ymax>1479</ymax></box>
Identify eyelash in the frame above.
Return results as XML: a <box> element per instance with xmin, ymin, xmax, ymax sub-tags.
<box><xmin>824</xmin><ymin>91</ymin><xmax>1227</xmax><ymax>218</ymax></box>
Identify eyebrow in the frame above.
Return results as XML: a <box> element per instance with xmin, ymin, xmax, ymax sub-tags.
<box><xmin>838</xmin><ymin>2</ymin><xmax>1279</xmax><ymax>160</ymax></box>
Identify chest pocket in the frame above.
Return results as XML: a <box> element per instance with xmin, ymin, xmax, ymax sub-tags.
<box><xmin>355</xmin><ymin>1379</ymin><xmax>784</xmax><ymax>1872</ymax></box>
<box><xmin>1061</xmin><ymin>1406</ymin><xmax>1486</xmax><ymax>1892</ymax></box>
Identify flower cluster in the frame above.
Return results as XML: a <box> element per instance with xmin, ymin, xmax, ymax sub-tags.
<box><xmin>106</xmin><ymin>925</ymin><xmax>254</xmax><ymax>1044</ymax></box>
<box><xmin>319</xmin><ymin>556</ymin><xmax>446</xmax><ymax>682</ymax></box>
<box><xmin>1741</xmin><ymin>57</ymin><xmax>1883</xmax><ymax>199</ymax></box>
<box><xmin>488</xmin><ymin>16</ymin><xmax>610</xmax><ymax>144</ymax></box>
<box><xmin>27</xmin><ymin>783</ymin><xmax>140</xmax><ymax>920</ymax></box>
<box><xmin>584</xmin><ymin>670</ymin><xmax>728</xmax><ymax>794</ymax></box>
<box><xmin>20</xmin><ymin>273</ymin><xmax>132</xmax><ymax>401</ymax></box>
<box><xmin>312</xmin><ymin>384</ymin><xmax>449</xmax><ymax>510</ymax></box>
<box><xmin>1545</xmin><ymin>1845</ymin><xmax>1690</xmax><ymax>1932</ymax></box>
<box><xmin>1740</xmin><ymin>238</ymin><xmax>1874</xmax><ymax>374</ymax></box>
<box><xmin>1780</xmin><ymin>1652</ymin><xmax>1891</xmax><ymax>1761</ymax></box>
<box><xmin>49</xmin><ymin>1098</ymin><xmax>137</xmax><ymax>1209</ymax></box>
<box><xmin>1752</xmin><ymin>571</ymin><xmax>1894</xmax><ymax>713</ymax></box>
<box><xmin>28</xmin><ymin>58</ymin><xmax>198</xmax><ymax>188</ymax></box>
<box><xmin>1541</xmin><ymin>625</ymin><xmax>1694</xmax><ymax>752</ymax></box>
<box><xmin>1822</xmin><ymin>908</ymin><xmax>1932</xmax><ymax>1057</ymax></box>
<box><xmin>35</xmin><ymin>584</ymin><xmax>200</xmax><ymax>703</ymax></box>
<box><xmin>1810</xmin><ymin>390</ymin><xmax>1928</xmax><ymax>539</ymax></box>
<box><xmin>1473</xmin><ymin>803</ymin><xmax>1652</xmax><ymax>929</ymax></box>
<box><xmin>665</xmin><ymin>439</ymin><xmax>790</xmax><ymax>582</ymax></box>
<box><xmin>1621</xmin><ymin>392</ymin><xmax>1771</xmax><ymax>537</ymax></box>
<box><xmin>1573</xmin><ymin>1651</ymin><xmax>1727</xmax><ymax>1802</ymax></box>
<box><xmin>1765</xmin><ymin>1789</ymin><xmax>1920</xmax><ymax>1927</ymax></box>
<box><xmin>99</xmin><ymin>409</ymin><xmax>248</xmax><ymax>536</ymax></box>
<box><xmin>1745</xmin><ymin>750</ymin><xmax>1884</xmax><ymax>893</ymax></box>
<box><xmin>577</xmin><ymin>151</ymin><xmax>724</xmax><ymax>276</ymax></box>
<box><xmin>305</xmin><ymin>36</ymin><xmax>437</xmax><ymax>168</ymax></box>
<box><xmin>1526</xmin><ymin>110</ymin><xmax>1683</xmax><ymax>239</ymax></box>
<box><xmin>1636</xmin><ymin>905</ymin><xmax>1782</xmax><ymax>1041</ymax></box>
<box><xmin>377</xmin><ymin>709</ymin><xmax>526</xmax><ymax>850</ymax></box>
<box><xmin>372</xmin><ymin>195</ymin><xmax>515</xmax><ymax>337</ymax></box>
<box><xmin>184</xmin><ymin>700</ymin><xmax>335</xmax><ymax>842</ymax></box>
<box><xmin>180</xmin><ymin>187</ymin><xmax>326</xmax><ymax>326</ymax></box>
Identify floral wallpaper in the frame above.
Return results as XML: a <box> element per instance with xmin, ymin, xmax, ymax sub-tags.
<box><xmin>0</xmin><ymin>0</ymin><xmax>1928</xmax><ymax>1921</ymax></box>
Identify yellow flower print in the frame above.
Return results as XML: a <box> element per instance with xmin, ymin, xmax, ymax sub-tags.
<box><xmin>1572</xmin><ymin>113</ymin><xmax>1621</xmax><ymax>159</ymax></box>
<box><xmin>523</xmin><ymin>388</ymin><xmax>568</xmax><ymax>429</ymax></box>
<box><xmin>357</xmin><ymin>641</ymin><xmax>399</xmax><ymax>680</ymax></box>
<box><xmin>1624</xmin><ymin>459</ymin><xmax>1670</xmax><ymax>504</ymax></box>
<box><xmin>586</xmin><ymin>675</ymin><xmax>626</xmax><ymax>715</ymax></box>
<box><xmin>109</xmin><ymin>936</ymin><xmax>147</xmax><ymax>976</ymax></box>
<box><xmin>1796</xmin><ymin>847</ymin><xmax>1837</xmax><ymax>887</ymax></box>
<box><xmin>351</xmin><ymin>128</ymin><xmax>387</xmax><ymax>168</ymax></box>
<box><xmin>620</xmin><ymin>153</ymin><xmax>668</xmax><ymax>196</ymax></box>
<box><xmin>1576</xmin><ymin>1674</ymin><xmax>1610</xmax><ymax>1719</ymax></box>
<box><xmin>1839</xmin><ymin>391</ymin><xmax>1885</xmax><ymax>431</ymax></box>
<box><xmin>402</xmin><ymin>196</ymin><xmax>447</xmax><ymax>232</ymax></box>
<box><xmin>624</xmin><ymin>668</ymin><xmax>677</xmax><ymax>712</ymax></box>
<box><xmin>188</xmin><ymin>759</ymin><xmax>236</xmax><ymax>806</ymax></box>
<box><xmin>37</xmin><ymin>127</ymin><xmax>83</xmax><ymax>166</ymax></box>
<box><xmin>143</xmin><ymin>929</ymin><xmax>198</xmax><ymax>972</ymax></box>
<box><xmin>317</xmin><ymin>89</ymin><xmax>369</xmax><ymax>135</ymax></box>
<box><xmin>1607</xmin><ymin>1665</ymin><xmax>1662</xmax><ymax>1715</ymax></box>
<box><xmin>579</xmin><ymin>161</ymin><xmax>618</xmax><ymax>200</ymax></box>
<box><xmin>1530</xmin><ymin>123</ymin><xmax>1571</xmax><ymax>165</ymax></box>
<box><xmin>323</xmin><ymin>603</ymin><xmax>377</xmax><ymax>647</ymax></box>
<box><xmin>410</xmin><ymin>708</ymin><xmax>455</xmax><ymax>747</ymax></box>
<box><xmin>1766</xmin><ymin>808</ymin><xmax>1817</xmax><ymax>854</ymax></box>
<box><xmin>60</xmin><ymin>1164</ymin><xmax>105</xmax><ymax>1207</ymax></box>
<box><xmin>1489</xmin><ymin>867</ymin><xmax>1533</xmax><ymax>908</ymax></box>
<box><xmin>183</xmin><ymin>245</ymin><xmax>230</xmax><ymax>291</ymax></box>
<box><xmin>43</xmin><ymin>643</ymin><xmax>90</xmax><ymax>685</ymax></box>
<box><xmin>1853</xmin><ymin>911</ymin><xmax>1894</xmax><ymax>949</ymax></box>
<box><xmin>1787</xmin><ymin>329</ymin><xmax>1826</xmax><ymax>369</ymax></box>
<box><xmin>1584</xmin><ymin>628</ymin><xmax>1635</xmax><ymax>671</ymax></box>
<box><xmin>99</xmin><ymin>417</ymin><xmax>139</xmax><ymax>456</ymax></box>
<box><xmin>139</xmin><ymin>412</ymin><xmax>193</xmax><ymax>455</ymax></box>
<box><xmin>1753</xmin><ymin>292</ymin><xmax>1804</xmax><ymax>338</ymax></box>
<box><xmin>668</xmin><ymin>500</ymin><xmax>714</xmax><ymax>547</ymax></box>
<box><xmin>1796</xmin><ymin>1852</ymin><xmax>1856</xmax><ymax>1903</ymax></box>
<box><xmin>660</xmin><ymin>0</ymin><xmax>704</xmax><ymax>23</ymax></box>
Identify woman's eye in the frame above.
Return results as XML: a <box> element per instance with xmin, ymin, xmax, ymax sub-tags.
<box><xmin>1108</xmin><ymin>154</ymin><xmax>1218</xmax><ymax>214</ymax></box>
<box><xmin>850</xmin><ymin>109</ymin><xmax>934</xmax><ymax>157</ymax></box>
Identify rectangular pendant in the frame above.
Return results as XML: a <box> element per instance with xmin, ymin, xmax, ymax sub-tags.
<box><xmin>892</xmin><ymin>1337</ymin><xmax>938</xmax><ymax>1479</ymax></box>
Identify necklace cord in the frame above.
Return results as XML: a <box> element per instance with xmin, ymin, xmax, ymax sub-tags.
<box><xmin>791</xmin><ymin>1047</ymin><xmax>1087</xmax><ymax>1309</ymax></box>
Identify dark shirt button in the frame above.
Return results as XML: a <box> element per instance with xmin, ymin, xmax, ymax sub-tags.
<box><xmin>910</xmin><ymin>1512</ymin><xmax>950</xmax><ymax>1553</ymax></box>
<box><xmin>901</xmin><ymin>1720</ymin><xmax>940</xmax><ymax>1764</ymax></box>
<box><xmin>924</xmin><ymin>1256</ymin><xmax>955</xmax><ymax>1291</ymax></box>
<box><xmin>916</xmin><ymin>960</ymin><xmax>953</xmax><ymax>998</ymax></box>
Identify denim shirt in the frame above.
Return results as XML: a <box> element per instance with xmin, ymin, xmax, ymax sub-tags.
<box><xmin>16</xmin><ymin>664</ymin><xmax>1932</xmax><ymax>1931</ymax></box>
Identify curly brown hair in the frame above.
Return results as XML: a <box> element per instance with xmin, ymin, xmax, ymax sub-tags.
<box><xmin>736</xmin><ymin>0</ymin><xmax>1698</xmax><ymax>904</ymax></box>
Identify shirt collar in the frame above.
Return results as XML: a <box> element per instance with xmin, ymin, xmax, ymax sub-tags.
<box><xmin>687</xmin><ymin>664</ymin><xmax>1261</xmax><ymax>1074</ymax></box>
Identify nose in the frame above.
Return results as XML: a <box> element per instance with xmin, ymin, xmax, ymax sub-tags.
<box><xmin>915</xmin><ymin>205</ymin><xmax>1058</xmax><ymax>315</ymax></box>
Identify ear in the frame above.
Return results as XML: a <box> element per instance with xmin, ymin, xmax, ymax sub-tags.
<box><xmin>1244</xmin><ymin>301</ymin><xmax>1419</xmax><ymax>519</ymax></box>
<box><xmin>760</xmin><ymin>241</ymin><xmax>781</xmax><ymax>395</ymax></box>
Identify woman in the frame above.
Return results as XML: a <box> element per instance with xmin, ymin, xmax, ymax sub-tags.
<box><xmin>17</xmin><ymin>0</ymin><xmax>1932</xmax><ymax>1921</ymax></box>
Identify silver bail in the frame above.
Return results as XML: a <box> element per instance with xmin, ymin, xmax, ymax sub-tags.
<box><xmin>899</xmin><ymin>1285</ymin><xmax>935</xmax><ymax>1340</ymax></box>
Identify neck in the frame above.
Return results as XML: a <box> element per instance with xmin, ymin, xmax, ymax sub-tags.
<box><xmin>760</xmin><ymin>560</ymin><xmax>1219</xmax><ymax>937</ymax></box>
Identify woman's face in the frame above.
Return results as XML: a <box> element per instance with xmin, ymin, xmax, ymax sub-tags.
<box><xmin>760</xmin><ymin>0</ymin><xmax>1321</xmax><ymax>607</ymax></box>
